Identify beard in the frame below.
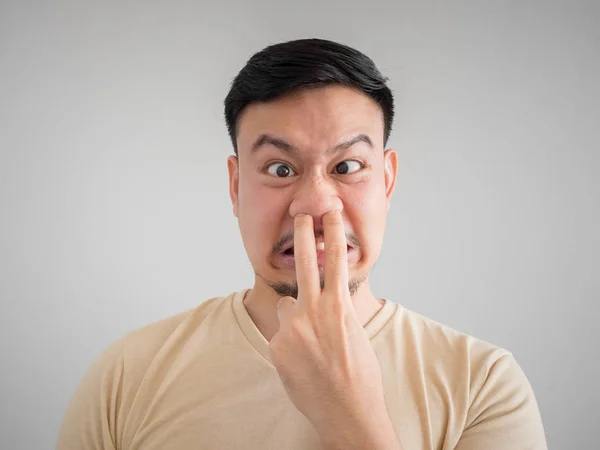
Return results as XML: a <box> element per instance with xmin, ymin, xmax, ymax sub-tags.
<box><xmin>258</xmin><ymin>270</ymin><xmax>368</xmax><ymax>299</ymax></box>
<box><xmin>261</xmin><ymin>229</ymin><xmax>368</xmax><ymax>299</ymax></box>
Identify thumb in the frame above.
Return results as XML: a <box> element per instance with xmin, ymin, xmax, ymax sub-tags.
<box><xmin>276</xmin><ymin>295</ymin><xmax>296</xmax><ymax>323</ymax></box>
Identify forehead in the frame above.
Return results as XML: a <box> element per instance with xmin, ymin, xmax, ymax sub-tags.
<box><xmin>236</xmin><ymin>85</ymin><xmax>384</xmax><ymax>155</ymax></box>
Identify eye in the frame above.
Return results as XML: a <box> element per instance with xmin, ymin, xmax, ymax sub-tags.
<box><xmin>266</xmin><ymin>162</ymin><xmax>296</xmax><ymax>178</ymax></box>
<box><xmin>334</xmin><ymin>160</ymin><xmax>363</xmax><ymax>175</ymax></box>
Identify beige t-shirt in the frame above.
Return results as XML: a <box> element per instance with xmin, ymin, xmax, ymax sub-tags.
<box><xmin>56</xmin><ymin>289</ymin><xmax>547</xmax><ymax>449</ymax></box>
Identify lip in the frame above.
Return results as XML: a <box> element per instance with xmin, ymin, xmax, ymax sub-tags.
<box><xmin>277</xmin><ymin>245</ymin><xmax>358</xmax><ymax>269</ymax></box>
<box><xmin>280</xmin><ymin>237</ymin><xmax>325</xmax><ymax>255</ymax></box>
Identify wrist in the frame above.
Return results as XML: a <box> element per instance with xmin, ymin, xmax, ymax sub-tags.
<box><xmin>317</xmin><ymin>408</ymin><xmax>402</xmax><ymax>450</ymax></box>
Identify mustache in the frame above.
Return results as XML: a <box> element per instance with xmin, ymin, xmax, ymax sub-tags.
<box><xmin>272</xmin><ymin>230</ymin><xmax>360</xmax><ymax>255</ymax></box>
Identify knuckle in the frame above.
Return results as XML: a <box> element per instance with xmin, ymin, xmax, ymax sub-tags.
<box><xmin>295</xmin><ymin>214</ymin><xmax>313</xmax><ymax>227</ymax></box>
<box><xmin>326</xmin><ymin>243</ymin><xmax>347</xmax><ymax>259</ymax></box>
<box><xmin>323</xmin><ymin>211</ymin><xmax>343</xmax><ymax>226</ymax></box>
<box><xmin>331</xmin><ymin>299</ymin><xmax>346</xmax><ymax>320</ymax></box>
<box><xmin>296</xmin><ymin>253</ymin><xmax>315</xmax><ymax>268</ymax></box>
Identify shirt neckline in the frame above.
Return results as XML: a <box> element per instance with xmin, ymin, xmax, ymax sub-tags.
<box><xmin>231</xmin><ymin>288</ymin><xmax>398</xmax><ymax>367</ymax></box>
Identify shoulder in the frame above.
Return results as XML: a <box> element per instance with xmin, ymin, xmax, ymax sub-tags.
<box><xmin>57</xmin><ymin>292</ymin><xmax>235</xmax><ymax>449</ymax></box>
<box><xmin>388</xmin><ymin>304</ymin><xmax>530</xmax><ymax>406</ymax></box>
<box><xmin>389</xmin><ymin>305</ymin><xmax>546</xmax><ymax>448</ymax></box>
<box><xmin>392</xmin><ymin>304</ymin><xmax>510</xmax><ymax>370</ymax></box>
<box><xmin>120</xmin><ymin>293</ymin><xmax>229</xmax><ymax>362</ymax></box>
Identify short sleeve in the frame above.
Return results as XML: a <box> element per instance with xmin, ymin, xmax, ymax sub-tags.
<box><xmin>56</xmin><ymin>338</ymin><xmax>125</xmax><ymax>450</ymax></box>
<box><xmin>455</xmin><ymin>353</ymin><xmax>547</xmax><ymax>450</ymax></box>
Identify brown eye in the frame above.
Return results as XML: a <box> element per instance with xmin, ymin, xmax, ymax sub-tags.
<box><xmin>335</xmin><ymin>160</ymin><xmax>362</xmax><ymax>175</ymax></box>
<box><xmin>267</xmin><ymin>162</ymin><xmax>295</xmax><ymax>177</ymax></box>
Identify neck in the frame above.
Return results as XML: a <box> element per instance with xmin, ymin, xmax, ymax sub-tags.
<box><xmin>242</xmin><ymin>276</ymin><xmax>384</xmax><ymax>342</ymax></box>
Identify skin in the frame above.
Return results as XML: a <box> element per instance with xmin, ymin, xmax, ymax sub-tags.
<box><xmin>227</xmin><ymin>85</ymin><xmax>401</xmax><ymax>449</ymax></box>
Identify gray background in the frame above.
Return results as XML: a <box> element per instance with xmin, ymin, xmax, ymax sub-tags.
<box><xmin>1</xmin><ymin>1</ymin><xmax>598</xmax><ymax>448</ymax></box>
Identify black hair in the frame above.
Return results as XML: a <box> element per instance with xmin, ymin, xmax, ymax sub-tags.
<box><xmin>224</xmin><ymin>38</ymin><xmax>394</xmax><ymax>154</ymax></box>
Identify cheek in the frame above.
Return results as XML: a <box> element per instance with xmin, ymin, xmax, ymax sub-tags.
<box><xmin>238</xmin><ymin>183</ymin><xmax>286</xmax><ymax>253</ymax></box>
<box><xmin>345</xmin><ymin>182</ymin><xmax>388</xmax><ymax>246</ymax></box>
<box><xmin>347</xmin><ymin>180</ymin><xmax>387</xmax><ymax>218</ymax></box>
<box><xmin>239</xmin><ymin>184</ymin><xmax>283</xmax><ymax>225</ymax></box>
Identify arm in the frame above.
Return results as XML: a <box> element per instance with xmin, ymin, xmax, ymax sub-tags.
<box><xmin>269</xmin><ymin>212</ymin><xmax>404</xmax><ymax>450</ymax></box>
<box><xmin>318</xmin><ymin>408</ymin><xmax>403</xmax><ymax>450</ymax></box>
<box><xmin>56</xmin><ymin>339</ymin><xmax>124</xmax><ymax>450</ymax></box>
<box><xmin>455</xmin><ymin>354</ymin><xmax>547</xmax><ymax>450</ymax></box>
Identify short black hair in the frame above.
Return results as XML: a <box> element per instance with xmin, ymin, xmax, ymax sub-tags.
<box><xmin>224</xmin><ymin>38</ymin><xmax>394</xmax><ymax>154</ymax></box>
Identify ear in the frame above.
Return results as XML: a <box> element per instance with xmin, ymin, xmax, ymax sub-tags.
<box><xmin>227</xmin><ymin>155</ymin><xmax>239</xmax><ymax>217</ymax></box>
<box><xmin>383</xmin><ymin>149</ymin><xmax>398</xmax><ymax>213</ymax></box>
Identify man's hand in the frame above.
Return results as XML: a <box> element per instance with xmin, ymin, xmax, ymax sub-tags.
<box><xmin>269</xmin><ymin>211</ymin><xmax>401</xmax><ymax>449</ymax></box>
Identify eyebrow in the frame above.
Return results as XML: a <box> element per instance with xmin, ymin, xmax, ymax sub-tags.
<box><xmin>250</xmin><ymin>133</ymin><xmax>374</xmax><ymax>155</ymax></box>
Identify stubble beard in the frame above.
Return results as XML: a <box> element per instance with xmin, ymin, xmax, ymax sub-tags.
<box><xmin>258</xmin><ymin>270</ymin><xmax>368</xmax><ymax>299</ymax></box>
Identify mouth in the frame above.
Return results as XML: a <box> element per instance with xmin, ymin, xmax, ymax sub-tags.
<box><xmin>278</xmin><ymin>242</ymin><xmax>356</xmax><ymax>268</ymax></box>
<box><xmin>281</xmin><ymin>242</ymin><xmax>351</xmax><ymax>256</ymax></box>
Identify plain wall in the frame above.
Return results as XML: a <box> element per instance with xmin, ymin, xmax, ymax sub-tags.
<box><xmin>1</xmin><ymin>1</ymin><xmax>598</xmax><ymax>448</ymax></box>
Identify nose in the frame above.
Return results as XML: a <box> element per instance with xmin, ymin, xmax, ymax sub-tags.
<box><xmin>288</xmin><ymin>174</ymin><xmax>343</xmax><ymax>232</ymax></box>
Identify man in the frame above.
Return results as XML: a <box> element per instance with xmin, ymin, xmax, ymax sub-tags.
<box><xmin>57</xmin><ymin>38</ymin><xmax>547</xmax><ymax>449</ymax></box>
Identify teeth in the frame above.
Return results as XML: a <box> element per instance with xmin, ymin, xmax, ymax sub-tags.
<box><xmin>316</xmin><ymin>242</ymin><xmax>325</xmax><ymax>251</ymax></box>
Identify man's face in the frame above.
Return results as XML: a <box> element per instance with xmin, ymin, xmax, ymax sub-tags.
<box><xmin>227</xmin><ymin>85</ymin><xmax>397</xmax><ymax>297</ymax></box>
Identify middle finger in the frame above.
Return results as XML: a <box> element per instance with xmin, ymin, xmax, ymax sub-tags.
<box><xmin>293</xmin><ymin>214</ymin><xmax>320</xmax><ymax>302</ymax></box>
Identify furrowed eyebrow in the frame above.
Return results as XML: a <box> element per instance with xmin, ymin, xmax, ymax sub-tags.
<box><xmin>251</xmin><ymin>135</ymin><xmax>298</xmax><ymax>153</ymax></box>
<box><xmin>328</xmin><ymin>134</ymin><xmax>373</xmax><ymax>155</ymax></box>
<box><xmin>250</xmin><ymin>133</ymin><xmax>374</xmax><ymax>155</ymax></box>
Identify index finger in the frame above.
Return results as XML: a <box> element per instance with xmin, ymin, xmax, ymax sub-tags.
<box><xmin>293</xmin><ymin>214</ymin><xmax>320</xmax><ymax>302</ymax></box>
<box><xmin>322</xmin><ymin>210</ymin><xmax>349</xmax><ymax>295</ymax></box>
